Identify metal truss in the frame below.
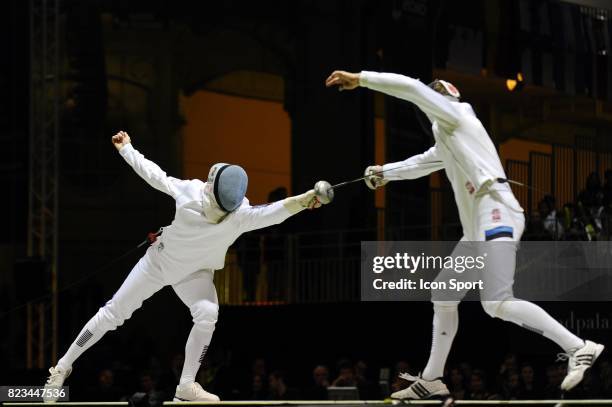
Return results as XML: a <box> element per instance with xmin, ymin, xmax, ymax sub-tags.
<box><xmin>27</xmin><ymin>0</ymin><xmax>60</xmax><ymax>369</ymax></box>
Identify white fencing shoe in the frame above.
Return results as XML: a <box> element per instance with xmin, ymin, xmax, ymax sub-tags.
<box><xmin>390</xmin><ymin>372</ymin><xmax>450</xmax><ymax>400</ymax></box>
<box><xmin>43</xmin><ymin>366</ymin><xmax>72</xmax><ymax>403</ymax></box>
<box><xmin>559</xmin><ymin>340</ymin><xmax>605</xmax><ymax>391</ymax></box>
<box><xmin>174</xmin><ymin>382</ymin><xmax>220</xmax><ymax>402</ymax></box>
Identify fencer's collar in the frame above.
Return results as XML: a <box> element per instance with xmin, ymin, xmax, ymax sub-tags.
<box><xmin>201</xmin><ymin>184</ymin><xmax>228</xmax><ymax>224</ymax></box>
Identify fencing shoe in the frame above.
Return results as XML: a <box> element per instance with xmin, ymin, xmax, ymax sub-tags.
<box><xmin>391</xmin><ymin>372</ymin><xmax>450</xmax><ymax>400</ymax></box>
<box><xmin>174</xmin><ymin>382</ymin><xmax>220</xmax><ymax>402</ymax></box>
<box><xmin>559</xmin><ymin>340</ymin><xmax>605</xmax><ymax>391</ymax></box>
<box><xmin>43</xmin><ymin>365</ymin><xmax>71</xmax><ymax>403</ymax></box>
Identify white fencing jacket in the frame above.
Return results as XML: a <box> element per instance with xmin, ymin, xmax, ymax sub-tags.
<box><xmin>119</xmin><ymin>144</ymin><xmax>293</xmax><ymax>284</ymax></box>
<box><xmin>359</xmin><ymin>71</ymin><xmax>523</xmax><ymax>236</ymax></box>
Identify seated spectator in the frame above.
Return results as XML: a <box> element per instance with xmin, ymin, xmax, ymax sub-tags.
<box><xmin>268</xmin><ymin>370</ymin><xmax>299</xmax><ymax>400</ymax></box>
<box><xmin>332</xmin><ymin>359</ymin><xmax>357</xmax><ymax>387</ymax></box>
<box><xmin>500</xmin><ymin>370</ymin><xmax>520</xmax><ymax>400</ymax></box>
<box><xmin>498</xmin><ymin>353</ymin><xmax>518</xmax><ymax>376</ymax></box>
<box><xmin>562</xmin><ymin>203</ymin><xmax>585</xmax><ymax>240</ymax></box>
<box><xmin>353</xmin><ymin>360</ymin><xmax>379</xmax><ymax>399</ymax></box>
<box><xmin>519</xmin><ymin>363</ymin><xmax>539</xmax><ymax>399</ymax></box>
<box><xmin>468</xmin><ymin>369</ymin><xmax>497</xmax><ymax>400</ymax></box>
<box><xmin>87</xmin><ymin>368</ymin><xmax>125</xmax><ymax>401</ymax></box>
<box><xmin>447</xmin><ymin>366</ymin><xmax>467</xmax><ymax>400</ymax></box>
<box><xmin>253</xmin><ymin>357</ymin><xmax>267</xmax><ymax>378</ymax></box>
<box><xmin>537</xmin><ymin>196</ymin><xmax>564</xmax><ymax>240</ymax></box>
<box><xmin>129</xmin><ymin>371</ymin><xmax>166</xmax><ymax>407</ymax></box>
<box><xmin>243</xmin><ymin>357</ymin><xmax>269</xmax><ymax>398</ymax></box>
<box><xmin>303</xmin><ymin>365</ymin><xmax>330</xmax><ymax>400</ymax></box>
<box><xmin>248</xmin><ymin>374</ymin><xmax>267</xmax><ymax>400</ymax></box>
<box><xmin>542</xmin><ymin>364</ymin><xmax>563</xmax><ymax>398</ymax></box>
<box><xmin>578</xmin><ymin>172</ymin><xmax>603</xmax><ymax>209</ymax></box>
<box><xmin>577</xmin><ymin>172</ymin><xmax>605</xmax><ymax>240</ymax></box>
<box><xmin>460</xmin><ymin>362</ymin><xmax>473</xmax><ymax>383</ymax></box>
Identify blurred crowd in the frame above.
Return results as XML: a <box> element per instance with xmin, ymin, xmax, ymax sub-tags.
<box><xmin>530</xmin><ymin>171</ymin><xmax>612</xmax><ymax>241</ymax></box>
<box><xmin>72</xmin><ymin>352</ymin><xmax>612</xmax><ymax>405</ymax></box>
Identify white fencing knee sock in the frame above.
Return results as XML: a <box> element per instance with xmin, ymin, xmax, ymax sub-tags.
<box><xmin>179</xmin><ymin>299</ymin><xmax>218</xmax><ymax>385</ymax></box>
<box><xmin>422</xmin><ymin>303</ymin><xmax>459</xmax><ymax>381</ymax></box>
<box><xmin>484</xmin><ymin>299</ymin><xmax>584</xmax><ymax>352</ymax></box>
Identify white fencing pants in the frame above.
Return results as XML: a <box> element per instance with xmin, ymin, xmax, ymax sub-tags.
<box><xmin>422</xmin><ymin>189</ymin><xmax>583</xmax><ymax>380</ymax></box>
<box><xmin>57</xmin><ymin>249</ymin><xmax>218</xmax><ymax>385</ymax></box>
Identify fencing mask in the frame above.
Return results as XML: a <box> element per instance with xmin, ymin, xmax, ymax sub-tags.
<box><xmin>206</xmin><ymin>163</ymin><xmax>248</xmax><ymax>212</ymax></box>
<box><xmin>428</xmin><ymin>79</ymin><xmax>461</xmax><ymax>101</ymax></box>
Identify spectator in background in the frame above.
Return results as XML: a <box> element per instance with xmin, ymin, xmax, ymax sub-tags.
<box><xmin>500</xmin><ymin>370</ymin><xmax>520</xmax><ymax>400</ymax></box>
<box><xmin>577</xmin><ymin>172</ymin><xmax>605</xmax><ymax>240</ymax></box>
<box><xmin>88</xmin><ymin>368</ymin><xmax>124</xmax><ymax>401</ymax></box>
<box><xmin>562</xmin><ymin>203</ymin><xmax>585</xmax><ymax>240</ymax></box>
<box><xmin>354</xmin><ymin>360</ymin><xmax>379</xmax><ymax>399</ymax></box>
<box><xmin>252</xmin><ymin>357</ymin><xmax>267</xmax><ymax>381</ymax></box>
<box><xmin>468</xmin><ymin>370</ymin><xmax>497</xmax><ymax>400</ymax></box>
<box><xmin>447</xmin><ymin>366</ymin><xmax>467</xmax><ymax>400</ymax></box>
<box><xmin>244</xmin><ymin>357</ymin><xmax>268</xmax><ymax>399</ymax></box>
<box><xmin>354</xmin><ymin>360</ymin><xmax>368</xmax><ymax>385</ymax></box>
<box><xmin>537</xmin><ymin>196</ymin><xmax>564</xmax><ymax>240</ymax></box>
<box><xmin>519</xmin><ymin>363</ymin><xmax>539</xmax><ymax>399</ymax></box>
<box><xmin>268</xmin><ymin>370</ymin><xmax>298</xmax><ymax>400</ymax></box>
<box><xmin>498</xmin><ymin>353</ymin><xmax>518</xmax><ymax>377</ymax></box>
<box><xmin>248</xmin><ymin>374</ymin><xmax>266</xmax><ymax>400</ymax></box>
<box><xmin>543</xmin><ymin>364</ymin><xmax>563</xmax><ymax>398</ymax></box>
<box><xmin>304</xmin><ymin>365</ymin><xmax>330</xmax><ymax>400</ymax></box>
<box><xmin>578</xmin><ymin>172</ymin><xmax>603</xmax><ymax>210</ymax></box>
<box><xmin>332</xmin><ymin>359</ymin><xmax>357</xmax><ymax>387</ymax></box>
<box><xmin>129</xmin><ymin>371</ymin><xmax>165</xmax><ymax>407</ymax></box>
<box><xmin>460</xmin><ymin>362</ymin><xmax>473</xmax><ymax>386</ymax></box>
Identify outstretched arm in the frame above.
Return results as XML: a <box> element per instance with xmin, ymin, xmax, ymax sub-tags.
<box><xmin>325</xmin><ymin>70</ymin><xmax>460</xmax><ymax>130</ymax></box>
<box><xmin>112</xmin><ymin>131</ymin><xmax>184</xmax><ymax>198</ymax></box>
<box><xmin>364</xmin><ymin>145</ymin><xmax>444</xmax><ymax>189</ymax></box>
<box><xmin>382</xmin><ymin>145</ymin><xmax>444</xmax><ymax>180</ymax></box>
<box><xmin>238</xmin><ymin>190</ymin><xmax>323</xmax><ymax>233</ymax></box>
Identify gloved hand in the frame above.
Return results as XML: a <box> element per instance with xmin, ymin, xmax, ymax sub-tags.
<box><xmin>283</xmin><ymin>190</ymin><xmax>323</xmax><ymax>214</ymax></box>
<box><xmin>364</xmin><ymin>165</ymin><xmax>388</xmax><ymax>190</ymax></box>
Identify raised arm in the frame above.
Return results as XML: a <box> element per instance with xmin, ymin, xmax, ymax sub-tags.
<box><xmin>364</xmin><ymin>145</ymin><xmax>444</xmax><ymax>189</ymax></box>
<box><xmin>326</xmin><ymin>70</ymin><xmax>460</xmax><ymax>130</ymax></box>
<box><xmin>112</xmin><ymin>131</ymin><xmax>184</xmax><ymax>198</ymax></box>
<box><xmin>237</xmin><ymin>190</ymin><xmax>323</xmax><ymax>233</ymax></box>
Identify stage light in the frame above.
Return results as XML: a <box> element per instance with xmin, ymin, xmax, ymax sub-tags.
<box><xmin>506</xmin><ymin>79</ymin><xmax>518</xmax><ymax>91</ymax></box>
<box><xmin>506</xmin><ymin>72</ymin><xmax>524</xmax><ymax>92</ymax></box>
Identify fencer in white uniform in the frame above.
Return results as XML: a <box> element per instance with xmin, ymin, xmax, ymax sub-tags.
<box><xmin>44</xmin><ymin>131</ymin><xmax>326</xmax><ymax>402</ymax></box>
<box><xmin>326</xmin><ymin>71</ymin><xmax>604</xmax><ymax>399</ymax></box>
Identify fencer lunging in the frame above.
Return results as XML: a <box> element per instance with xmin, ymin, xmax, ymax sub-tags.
<box><xmin>326</xmin><ymin>70</ymin><xmax>604</xmax><ymax>399</ymax></box>
<box><xmin>43</xmin><ymin>131</ymin><xmax>327</xmax><ymax>403</ymax></box>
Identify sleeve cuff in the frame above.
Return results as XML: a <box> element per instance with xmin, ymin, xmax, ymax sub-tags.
<box><xmin>359</xmin><ymin>71</ymin><xmax>373</xmax><ymax>87</ymax></box>
<box><xmin>118</xmin><ymin>143</ymin><xmax>134</xmax><ymax>157</ymax></box>
<box><xmin>381</xmin><ymin>161</ymin><xmax>404</xmax><ymax>180</ymax></box>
